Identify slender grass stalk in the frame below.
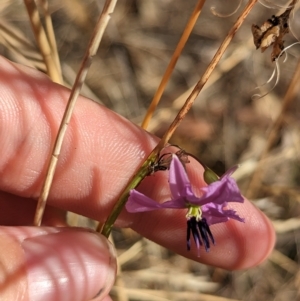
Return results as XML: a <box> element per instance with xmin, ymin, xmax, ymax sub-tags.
<box><xmin>101</xmin><ymin>0</ymin><xmax>259</xmax><ymax>238</ymax></box>
<box><xmin>36</xmin><ymin>0</ymin><xmax>62</xmax><ymax>81</ymax></box>
<box><xmin>157</xmin><ymin>0</ymin><xmax>258</xmax><ymax>148</ymax></box>
<box><xmin>33</xmin><ymin>0</ymin><xmax>118</xmax><ymax>226</ymax></box>
<box><xmin>146</xmin><ymin>39</ymin><xmax>252</xmax><ymax>133</ymax></box>
<box><xmin>246</xmin><ymin>58</ymin><xmax>300</xmax><ymax>199</ymax></box>
<box><xmin>23</xmin><ymin>0</ymin><xmax>62</xmax><ymax>84</ymax></box>
<box><xmin>141</xmin><ymin>0</ymin><xmax>206</xmax><ymax>130</ymax></box>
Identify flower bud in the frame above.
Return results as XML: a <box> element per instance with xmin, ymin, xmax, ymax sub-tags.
<box><xmin>203</xmin><ymin>167</ymin><xmax>219</xmax><ymax>184</ymax></box>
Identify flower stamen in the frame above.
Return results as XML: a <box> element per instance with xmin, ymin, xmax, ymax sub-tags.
<box><xmin>187</xmin><ymin>217</ymin><xmax>215</xmax><ymax>255</ymax></box>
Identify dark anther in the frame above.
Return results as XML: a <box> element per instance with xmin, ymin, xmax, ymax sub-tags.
<box><xmin>197</xmin><ymin>218</ymin><xmax>215</xmax><ymax>251</ymax></box>
<box><xmin>187</xmin><ymin>217</ymin><xmax>215</xmax><ymax>253</ymax></box>
<box><xmin>187</xmin><ymin>217</ymin><xmax>201</xmax><ymax>251</ymax></box>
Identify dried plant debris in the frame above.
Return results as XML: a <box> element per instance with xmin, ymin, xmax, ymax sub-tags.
<box><xmin>251</xmin><ymin>0</ymin><xmax>296</xmax><ymax>61</ymax></box>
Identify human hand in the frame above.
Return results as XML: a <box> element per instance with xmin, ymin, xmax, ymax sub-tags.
<box><xmin>0</xmin><ymin>57</ymin><xmax>275</xmax><ymax>300</ymax></box>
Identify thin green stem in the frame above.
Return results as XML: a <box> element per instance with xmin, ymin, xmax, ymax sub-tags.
<box><xmin>101</xmin><ymin>150</ymin><xmax>159</xmax><ymax>237</ymax></box>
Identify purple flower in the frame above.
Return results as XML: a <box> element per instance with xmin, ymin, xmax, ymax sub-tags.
<box><xmin>126</xmin><ymin>154</ymin><xmax>244</xmax><ymax>254</ymax></box>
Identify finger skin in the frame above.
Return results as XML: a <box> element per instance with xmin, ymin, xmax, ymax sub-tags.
<box><xmin>0</xmin><ymin>227</ymin><xmax>116</xmax><ymax>301</ymax></box>
<box><xmin>0</xmin><ymin>191</ymin><xmax>67</xmax><ymax>226</ymax></box>
<box><xmin>0</xmin><ymin>57</ymin><xmax>275</xmax><ymax>269</ymax></box>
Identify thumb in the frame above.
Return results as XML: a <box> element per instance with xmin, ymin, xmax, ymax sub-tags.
<box><xmin>0</xmin><ymin>227</ymin><xmax>116</xmax><ymax>301</ymax></box>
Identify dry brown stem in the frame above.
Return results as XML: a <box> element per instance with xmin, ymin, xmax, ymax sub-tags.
<box><xmin>33</xmin><ymin>0</ymin><xmax>118</xmax><ymax>226</ymax></box>
<box><xmin>23</xmin><ymin>0</ymin><xmax>62</xmax><ymax>84</ymax></box>
<box><xmin>36</xmin><ymin>0</ymin><xmax>62</xmax><ymax>79</ymax></box>
<box><xmin>147</xmin><ymin>39</ymin><xmax>252</xmax><ymax>133</ymax></box>
<box><xmin>157</xmin><ymin>0</ymin><xmax>259</xmax><ymax>149</ymax></box>
<box><xmin>141</xmin><ymin>0</ymin><xmax>206</xmax><ymax>130</ymax></box>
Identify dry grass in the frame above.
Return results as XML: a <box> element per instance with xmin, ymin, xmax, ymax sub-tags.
<box><xmin>1</xmin><ymin>0</ymin><xmax>300</xmax><ymax>300</ymax></box>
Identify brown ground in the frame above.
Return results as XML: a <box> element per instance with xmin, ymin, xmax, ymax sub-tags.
<box><xmin>1</xmin><ymin>0</ymin><xmax>300</xmax><ymax>300</ymax></box>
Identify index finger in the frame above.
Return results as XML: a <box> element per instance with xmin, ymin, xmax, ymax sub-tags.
<box><xmin>0</xmin><ymin>57</ymin><xmax>275</xmax><ymax>269</ymax></box>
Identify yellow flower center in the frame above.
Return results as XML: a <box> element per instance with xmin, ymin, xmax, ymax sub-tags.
<box><xmin>186</xmin><ymin>204</ymin><xmax>202</xmax><ymax>221</ymax></box>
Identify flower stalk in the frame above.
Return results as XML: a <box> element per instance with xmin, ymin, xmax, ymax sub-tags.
<box><xmin>100</xmin><ymin>0</ymin><xmax>257</xmax><ymax>238</ymax></box>
<box><xmin>100</xmin><ymin>149</ymin><xmax>159</xmax><ymax>237</ymax></box>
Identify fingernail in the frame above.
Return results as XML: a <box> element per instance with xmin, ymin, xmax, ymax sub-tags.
<box><xmin>22</xmin><ymin>229</ymin><xmax>117</xmax><ymax>301</ymax></box>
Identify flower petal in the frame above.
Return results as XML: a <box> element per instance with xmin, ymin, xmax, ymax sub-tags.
<box><xmin>159</xmin><ymin>197</ymin><xmax>187</xmax><ymax>209</ymax></box>
<box><xmin>126</xmin><ymin>190</ymin><xmax>186</xmax><ymax>213</ymax></box>
<box><xmin>221</xmin><ymin>208</ymin><xmax>245</xmax><ymax>223</ymax></box>
<box><xmin>202</xmin><ymin>202</ymin><xmax>245</xmax><ymax>225</ymax></box>
<box><xmin>126</xmin><ymin>190</ymin><xmax>163</xmax><ymax>212</ymax></box>
<box><xmin>169</xmin><ymin>155</ymin><xmax>192</xmax><ymax>199</ymax></box>
<box><xmin>220</xmin><ymin>165</ymin><xmax>239</xmax><ymax>178</ymax></box>
<box><xmin>197</xmin><ymin>176</ymin><xmax>244</xmax><ymax>206</ymax></box>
